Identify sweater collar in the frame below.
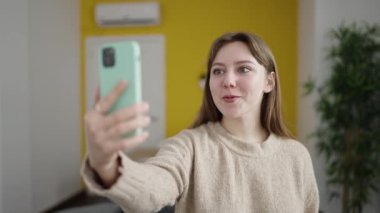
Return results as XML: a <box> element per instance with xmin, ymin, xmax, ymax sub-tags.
<box><xmin>208</xmin><ymin>122</ymin><xmax>280</xmax><ymax>157</ymax></box>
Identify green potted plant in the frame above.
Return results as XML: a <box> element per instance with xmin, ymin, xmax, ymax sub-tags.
<box><xmin>304</xmin><ymin>23</ymin><xmax>380</xmax><ymax>213</ymax></box>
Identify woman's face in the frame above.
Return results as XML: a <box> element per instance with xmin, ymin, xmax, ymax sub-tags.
<box><xmin>209</xmin><ymin>41</ymin><xmax>273</xmax><ymax>120</ymax></box>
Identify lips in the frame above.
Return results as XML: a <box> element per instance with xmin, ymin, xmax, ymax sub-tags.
<box><xmin>222</xmin><ymin>95</ymin><xmax>240</xmax><ymax>103</ymax></box>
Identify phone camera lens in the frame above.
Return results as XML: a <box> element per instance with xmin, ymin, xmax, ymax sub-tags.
<box><xmin>102</xmin><ymin>47</ymin><xmax>115</xmax><ymax>67</ymax></box>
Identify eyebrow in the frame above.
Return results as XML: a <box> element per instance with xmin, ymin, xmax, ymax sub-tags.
<box><xmin>212</xmin><ymin>60</ymin><xmax>255</xmax><ymax>67</ymax></box>
<box><xmin>236</xmin><ymin>60</ymin><xmax>255</xmax><ymax>65</ymax></box>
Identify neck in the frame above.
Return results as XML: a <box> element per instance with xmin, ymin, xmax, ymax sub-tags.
<box><xmin>221</xmin><ymin>117</ymin><xmax>269</xmax><ymax>143</ymax></box>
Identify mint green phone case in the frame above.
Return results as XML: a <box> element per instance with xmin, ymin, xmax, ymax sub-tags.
<box><xmin>99</xmin><ymin>41</ymin><xmax>142</xmax><ymax>137</ymax></box>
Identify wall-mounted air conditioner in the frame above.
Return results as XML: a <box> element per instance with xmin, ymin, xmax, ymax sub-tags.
<box><xmin>95</xmin><ymin>2</ymin><xmax>160</xmax><ymax>27</ymax></box>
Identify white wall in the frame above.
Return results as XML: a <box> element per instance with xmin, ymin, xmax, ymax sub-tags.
<box><xmin>0</xmin><ymin>0</ymin><xmax>33</xmax><ymax>212</ymax></box>
<box><xmin>0</xmin><ymin>71</ymin><xmax>2</xmax><ymax>212</ymax></box>
<box><xmin>0</xmin><ymin>0</ymin><xmax>81</xmax><ymax>212</ymax></box>
<box><xmin>29</xmin><ymin>0</ymin><xmax>81</xmax><ymax>211</ymax></box>
<box><xmin>298</xmin><ymin>0</ymin><xmax>380</xmax><ymax>212</ymax></box>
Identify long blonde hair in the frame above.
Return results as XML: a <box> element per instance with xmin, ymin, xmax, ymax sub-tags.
<box><xmin>191</xmin><ymin>32</ymin><xmax>294</xmax><ymax>138</ymax></box>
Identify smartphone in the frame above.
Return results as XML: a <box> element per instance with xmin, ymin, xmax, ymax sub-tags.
<box><xmin>99</xmin><ymin>41</ymin><xmax>142</xmax><ymax>137</ymax></box>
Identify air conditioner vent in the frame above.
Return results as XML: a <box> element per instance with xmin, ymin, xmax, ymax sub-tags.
<box><xmin>95</xmin><ymin>2</ymin><xmax>160</xmax><ymax>27</ymax></box>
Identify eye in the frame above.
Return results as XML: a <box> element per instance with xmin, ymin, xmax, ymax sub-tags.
<box><xmin>212</xmin><ymin>68</ymin><xmax>224</xmax><ymax>75</ymax></box>
<box><xmin>237</xmin><ymin>66</ymin><xmax>251</xmax><ymax>73</ymax></box>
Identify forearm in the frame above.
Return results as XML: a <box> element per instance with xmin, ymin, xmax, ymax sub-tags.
<box><xmin>81</xmin><ymin>134</ymin><xmax>192</xmax><ymax>212</ymax></box>
<box><xmin>82</xmin><ymin>153</ymin><xmax>182</xmax><ymax>212</ymax></box>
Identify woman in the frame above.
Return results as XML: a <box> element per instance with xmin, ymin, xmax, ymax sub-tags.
<box><xmin>82</xmin><ymin>32</ymin><xmax>319</xmax><ymax>212</ymax></box>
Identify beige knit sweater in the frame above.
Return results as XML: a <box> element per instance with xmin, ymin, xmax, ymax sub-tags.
<box><xmin>81</xmin><ymin>122</ymin><xmax>319</xmax><ymax>213</ymax></box>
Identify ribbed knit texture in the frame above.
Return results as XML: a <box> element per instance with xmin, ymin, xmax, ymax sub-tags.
<box><xmin>81</xmin><ymin>122</ymin><xmax>319</xmax><ymax>213</ymax></box>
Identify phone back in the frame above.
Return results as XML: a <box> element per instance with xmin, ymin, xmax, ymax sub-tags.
<box><xmin>99</xmin><ymin>41</ymin><xmax>142</xmax><ymax>114</ymax></box>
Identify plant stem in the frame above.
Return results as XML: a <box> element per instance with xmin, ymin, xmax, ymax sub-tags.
<box><xmin>342</xmin><ymin>183</ymin><xmax>349</xmax><ymax>213</ymax></box>
<box><xmin>342</xmin><ymin>130</ymin><xmax>352</xmax><ymax>213</ymax></box>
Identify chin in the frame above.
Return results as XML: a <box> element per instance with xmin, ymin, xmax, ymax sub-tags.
<box><xmin>221</xmin><ymin>111</ymin><xmax>244</xmax><ymax>120</ymax></box>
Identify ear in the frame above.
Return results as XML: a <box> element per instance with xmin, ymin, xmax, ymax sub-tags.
<box><xmin>264</xmin><ymin>72</ymin><xmax>275</xmax><ymax>93</ymax></box>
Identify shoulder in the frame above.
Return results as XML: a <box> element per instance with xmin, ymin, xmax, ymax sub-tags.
<box><xmin>273</xmin><ymin>135</ymin><xmax>316</xmax><ymax>179</ymax></box>
<box><xmin>274</xmin><ymin>135</ymin><xmax>312</xmax><ymax>161</ymax></box>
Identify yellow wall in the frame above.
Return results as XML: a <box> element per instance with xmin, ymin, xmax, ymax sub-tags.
<box><xmin>80</xmin><ymin>0</ymin><xmax>298</xmax><ymax>156</ymax></box>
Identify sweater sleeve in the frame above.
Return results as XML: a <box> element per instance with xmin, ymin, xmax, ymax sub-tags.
<box><xmin>80</xmin><ymin>130</ymin><xmax>194</xmax><ymax>213</ymax></box>
<box><xmin>303</xmin><ymin>149</ymin><xmax>320</xmax><ymax>213</ymax></box>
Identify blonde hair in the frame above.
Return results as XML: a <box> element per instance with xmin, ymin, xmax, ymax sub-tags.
<box><xmin>191</xmin><ymin>32</ymin><xmax>293</xmax><ymax>138</ymax></box>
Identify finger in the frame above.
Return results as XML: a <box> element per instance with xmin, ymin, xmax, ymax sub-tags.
<box><xmin>109</xmin><ymin>131</ymin><xmax>149</xmax><ymax>153</ymax></box>
<box><xmin>103</xmin><ymin>102</ymin><xmax>149</xmax><ymax>128</ymax></box>
<box><xmin>105</xmin><ymin>115</ymin><xmax>151</xmax><ymax>139</ymax></box>
<box><xmin>85</xmin><ymin>103</ymin><xmax>149</xmax><ymax>141</ymax></box>
<box><xmin>94</xmin><ymin>84</ymin><xmax>100</xmax><ymax>103</ymax></box>
<box><xmin>96</xmin><ymin>81</ymin><xmax>127</xmax><ymax>114</ymax></box>
<box><xmin>101</xmin><ymin>131</ymin><xmax>149</xmax><ymax>154</ymax></box>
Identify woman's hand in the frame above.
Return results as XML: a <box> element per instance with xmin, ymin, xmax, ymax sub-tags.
<box><xmin>84</xmin><ymin>81</ymin><xmax>150</xmax><ymax>186</ymax></box>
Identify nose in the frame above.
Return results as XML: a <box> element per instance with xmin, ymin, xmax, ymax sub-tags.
<box><xmin>223</xmin><ymin>72</ymin><xmax>236</xmax><ymax>88</ymax></box>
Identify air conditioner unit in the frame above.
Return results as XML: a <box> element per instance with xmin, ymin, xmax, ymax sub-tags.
<box><xmin>95</xmin><ymin>2</ymin><xmax>160</xmax><ymax>27</ymax></box>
